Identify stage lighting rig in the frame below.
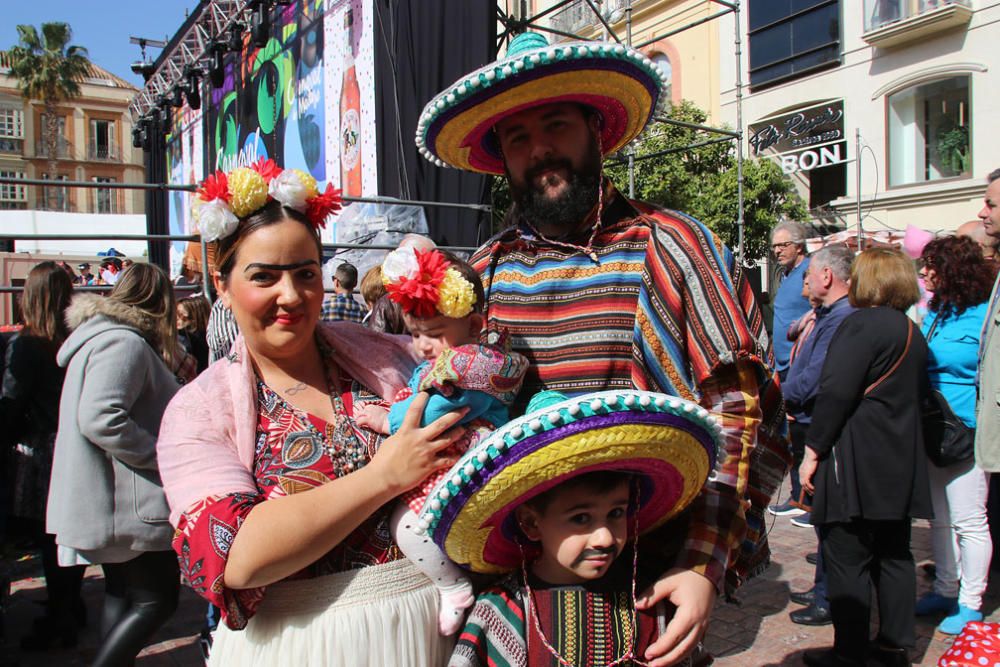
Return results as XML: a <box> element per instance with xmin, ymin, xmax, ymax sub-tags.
<box><xmin>183</xmin><ymin>65</ymin><xmax>202</xmax><ymax>110</ymax></box>
<box><xmin>129</xmin><ymin>36</ymin><xmax>166</xmax><ymax>83</ymax></box>
<box><xmin>228</xmin><ymin>21</ymin><xmax>246</xmax><ymax>53</ymax></box>
<box><xmin>130</xmin><ymin>60</ymin><xmax>156</xmax><ymax>81</ymax></box>
<box><xmin>170</xmin><ymin>85</ymin><xmax>184</xmax><ymax>108</ymax></box>
<box><xmin>132</xmin><ymin>114</ymin><xmax>155</xmax><ymax>151</ymax></box>
<box><xmin>208</xmin><ymin>39</ymin><xmax>227</xmax><ymax>89</ymax></box>
<box><xmin>251</xmin><ymin>1</ymin><xmax>271</xmax><ymax>48</ymax></box>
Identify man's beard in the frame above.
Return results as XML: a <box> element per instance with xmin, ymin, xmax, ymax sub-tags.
<box><xmin>507</xmin><ymin>141</ymin><xmax>603</xmax><ymax>237</ymax></box>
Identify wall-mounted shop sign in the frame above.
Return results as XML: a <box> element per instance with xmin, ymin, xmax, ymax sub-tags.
<box><xmin>749</xmin><ymin>100</ymin><xmax>848</xmax><ymax>175</ymax></box>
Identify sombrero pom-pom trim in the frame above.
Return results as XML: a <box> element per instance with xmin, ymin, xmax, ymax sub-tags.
<box><xmin>415</xmin><ymin>34</ymin><xmax>672</xmax><ymax>174</ymax></box>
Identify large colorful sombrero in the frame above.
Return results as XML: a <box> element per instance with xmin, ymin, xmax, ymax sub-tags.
<box><xmin>415</xmin><ymin>389</ymin><xmax>721</xmax><ymax>574</ymax></box>
<box><xmin>415</xmin><ymin>31</ymin><xmax>668</xmax><ymax>175</ymax></box>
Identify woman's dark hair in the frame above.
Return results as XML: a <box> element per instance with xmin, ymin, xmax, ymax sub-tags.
<box><xmin>20</xmin><ymin>261</ymin><xmax>73</xmax><ymax>349</ymax></box>
<box><xmin>369</xmin><ymin>295</ymin><xmax>407</xmax><ymax>335</ymax></box>
<box><xmin>214</xmin><ymin>200</ymin><xmax>322</xmax><ymax>280</ymax></box>
<box><xmin>922</xmin><ymin>235</ymin><xmax>994</xmax><ymax>315</ymax></box>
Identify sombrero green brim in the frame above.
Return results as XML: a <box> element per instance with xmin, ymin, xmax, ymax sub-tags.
<box><xmin>416</xmin><ymin>33</ymin><xmax>668</xmax><ymax>175</ymax></box>
<box><xmin>416</xmin><ymin>390</ymin><xmax>721</xmax><ymax>574</ymax></box>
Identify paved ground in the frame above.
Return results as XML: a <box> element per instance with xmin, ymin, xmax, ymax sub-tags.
<box><xmin>703</xmin><ymin>511</ymin><xmax>989</xmax><ymax>666</ymax></box>
<box><xmin>1</xmin><ymin>505</ymin><xmax>995</xmax><ymax>666</ymax></box>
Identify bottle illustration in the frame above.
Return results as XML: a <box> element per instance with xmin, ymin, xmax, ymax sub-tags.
<box><xmin>340</xmin><ymin>8</ymin><xmax>362</xmax><ymax>197</ymax></box>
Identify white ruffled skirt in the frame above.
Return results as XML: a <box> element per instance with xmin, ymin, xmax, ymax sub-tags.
<box><xmin>209</xmin><ymin>558</ymin><xmax>452</xmax><ymax>666</ymax></box>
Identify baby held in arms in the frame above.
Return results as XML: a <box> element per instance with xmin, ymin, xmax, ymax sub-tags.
<box><xmin>356</xmin><ymin>248</ymin><xmax>527</xmax><ymax>634</ymax></box>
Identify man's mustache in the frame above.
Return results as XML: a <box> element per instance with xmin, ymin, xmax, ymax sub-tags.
<box><xmin>571</xmin><ymin>546</ymin><xmax>617</xmax><ymax>566</ymax></box>
<box><xmin>524</xmin><ymin>158</ymin><xmax>574</xmax><ymax>185</ymax></box>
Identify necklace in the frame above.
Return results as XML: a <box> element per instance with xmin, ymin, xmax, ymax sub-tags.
<box><xmin>257</xmin><ymin>341</ymin><xmax>367</xmax><ymax>478</ymax></box>
<box><xmin>524</xmin><ymin>184</ymin><xmax>605</xmax><ymax>264</ymax></box>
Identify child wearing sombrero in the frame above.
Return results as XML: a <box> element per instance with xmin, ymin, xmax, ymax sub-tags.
<box><xmin>355</xmin><ymin>247</ymin><xmax>528</xmax><ymax>635</ymax></box>
<box><xmin>413</xmin><ymin>390</ymin><xmax>721</xmax><ymax>666</ymax></box>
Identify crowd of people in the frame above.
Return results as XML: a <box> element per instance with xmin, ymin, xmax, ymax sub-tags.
<box><xmin>765</xmin><ymin>173</ymin><xmax>1000</xmax><ymax>666</ymax></box>
<box><xmin>1</xmin><ymin>28</ymin><xmax>1000</xmax><ymax>667</ymax></box>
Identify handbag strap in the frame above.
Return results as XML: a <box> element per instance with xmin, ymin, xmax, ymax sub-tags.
<box><xmin>864</xmin><ymin>318</ymin><xmax>914</xmax><ymax>396</ymax></box>
<box><xmin>926</xmin><ymin>312</ymin><xmax>940</xmax><ymax>342</ymax></box>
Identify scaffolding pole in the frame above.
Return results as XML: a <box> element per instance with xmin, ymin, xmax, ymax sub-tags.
<box><xmin>733</xmin><ymin>0</ymin><xmax>746</xmax><ymax>264</ymax></box>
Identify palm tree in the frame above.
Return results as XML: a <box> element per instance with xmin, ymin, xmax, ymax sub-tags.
<box><xmin>7</xmin><ymin>23</ymin><xmax>90</xmax><ymax>210</ymax></box>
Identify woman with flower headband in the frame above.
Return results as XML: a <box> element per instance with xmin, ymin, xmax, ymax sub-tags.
<box><xmin>355</xmin><ymin>248</ymin><xmax>528</xmax><ymax>635</ymax></box>
<box><xmin>157</xmin><ymin>159</ymin><xmax>469</xmax><ymax>665</ymax></box>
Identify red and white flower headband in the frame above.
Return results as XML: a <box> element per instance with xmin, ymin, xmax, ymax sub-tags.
<box><xmin>191</xmin><ymin>158</ymin><xmax>343</xmax><ymax>242</ymax></box>
<box><xmin>382</xmin><ymin>247</ymin><xmax>476</xmax><ymax>319</ymax></box>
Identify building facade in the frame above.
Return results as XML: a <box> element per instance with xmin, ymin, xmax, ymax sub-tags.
<box><xmin>720</xmin><ymin>0</ymin><xmax>998</xmax><ymax>236</ymax></box>
<box><xmin>0</xmin><ymin>54</ymin><xmax>146</xmax><ymax>216</ymax></box>
<box><xmin>502</xmin><ymin>0</ymin><xmax>723</xmax><ymax>122</ymax></box>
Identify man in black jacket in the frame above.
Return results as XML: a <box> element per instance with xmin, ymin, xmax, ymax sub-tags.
<box><xmin>782</xmin><ymin>244</ymin><xmax>855</xmax><ymax>627</ymax></box>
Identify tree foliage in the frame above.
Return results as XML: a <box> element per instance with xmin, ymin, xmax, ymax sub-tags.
<box><xmin>490</xmin><ymin>101</ymin><xmax>807</xmax><ymax>263</ymax></box>
<box><xmin>605</xmin><ymin>101</ymin><xmax>807</xmax><ymax>263</ymax></box>
<box><xmin>8</xmin><ymin>22</ymin><xmax>90</xmax><ymax>206</ymax></box>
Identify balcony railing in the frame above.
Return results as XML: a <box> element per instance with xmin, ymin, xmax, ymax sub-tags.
<box><xmin>87</xmin><ymin>142</ymin><xmax>119</xmax><ymax>161</ymax></box>
<box><xmin>863</xmin><ymin>0</ymin><xmax>973</xmax><ymax>47</ymax></box>
<box><xmin>549</xmin><ymin>0</ymin><xmax>630</xmax><ymax>38</ymax></box>
<box><xmin>34</xmin><ymin>137</ymin><xmax>72</xmax><ymax>159</ymax></box>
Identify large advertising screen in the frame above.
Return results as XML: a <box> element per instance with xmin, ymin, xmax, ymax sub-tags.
<box><xmin>165</xmin><ymin>0</ymin><xmax>380</xmax><ymax>276</ymax></box>
<box><xmin>159</xmin><ymin>0</ymin><xmax>493</xmax><ymax>277</ymax></box>
<box><xmin>205</xmin><ymin>0</ymin><xmax>377</xmax><ymax>193</ymax></box>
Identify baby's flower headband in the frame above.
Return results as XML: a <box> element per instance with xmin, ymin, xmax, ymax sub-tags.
<box><xmin>382</xmin><ymin>247</ymin><xmax>476</xmax><ymax>319</ymax></box>
<box><xmin>191</xmin><ymin>158</ymin><xmax>343</xmax><ymax>243</ymax></box>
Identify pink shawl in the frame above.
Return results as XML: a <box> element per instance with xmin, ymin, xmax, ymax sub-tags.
<box><xmin>157</xmin><ymin>321</ymin><xmax>419</xmax><ymax>526</ymax></box>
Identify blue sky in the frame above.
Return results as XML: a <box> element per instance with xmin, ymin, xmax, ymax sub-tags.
<box><xmin>2</xmin><ymin>1</ymin><xmax>202</xmax><ymax>88</ymax></box>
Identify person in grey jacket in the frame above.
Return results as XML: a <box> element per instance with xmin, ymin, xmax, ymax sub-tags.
<box><xmin>48</xmin><ymin>263</ymin><xmax>182</xmax><ymax>667</ymax></box>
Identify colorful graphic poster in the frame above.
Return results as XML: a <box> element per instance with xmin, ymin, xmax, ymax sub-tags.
<box><xmin>166</xmin><ymin>106</ymin><xmax>204</xmax><ymax>277</ymax></box>
<box><xmin>201</xmin><ymin>0</ymin><xmax>378</xmax><ymax>249</ymax></box>
<box><xmin>207</xmin><ymin>1</ymin><xmax>328</xmax><ymax>178</ymax></box>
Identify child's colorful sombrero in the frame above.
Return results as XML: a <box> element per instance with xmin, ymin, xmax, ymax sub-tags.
<box><xmin>415</xmin><ymin>389</ymin><xmax>721</xmax><ymax>574</ymax></box>
<box><xmin>415</xmin><ymin>31</ymin><xmax>669</xmax><ymax>175</ymax></box>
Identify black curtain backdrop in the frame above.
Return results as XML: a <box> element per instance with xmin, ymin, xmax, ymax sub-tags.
<box><xmin>373</xmin><ymin>0</ymin><xmax>495</xmax><ymax>250</ymax></box>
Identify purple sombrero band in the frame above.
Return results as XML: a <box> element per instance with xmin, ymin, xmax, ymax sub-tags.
<box><xmin>416</xmin><ymin>390</ymin><xmax>722</xmax><ymax>574</ymax></box>
<box><xmin>416</xmin><ymin>32</ymin><xmax>669</xmax><ymax>175</ymax></box>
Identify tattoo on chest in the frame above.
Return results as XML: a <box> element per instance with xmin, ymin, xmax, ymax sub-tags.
<box><xmin>286</xmin><ymin>381</ymin><xmax>308</xmax><ymax>395</ymax></box>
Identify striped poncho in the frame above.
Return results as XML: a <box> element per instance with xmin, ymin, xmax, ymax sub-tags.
<box><xmin>450</xmin><ymin>571</ymin><xmax>664</xmax><ymax>667</ymax></box>
<box><xmin>470</xmin><ymin>188</ymin><xmax>788</xmax><ymax>592</ymax></box>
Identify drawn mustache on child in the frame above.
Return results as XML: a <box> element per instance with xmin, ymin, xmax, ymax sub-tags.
<box><xmin>571</xmin><ymin>546</ymin><xmax>618</xmax><ymax>567</ymax></box>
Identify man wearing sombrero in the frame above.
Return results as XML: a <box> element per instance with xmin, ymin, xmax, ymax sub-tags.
<box><xmin>417</xmin><ymin>31</ymin><xmax>787</xmax><ymax>665</ymax></box>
